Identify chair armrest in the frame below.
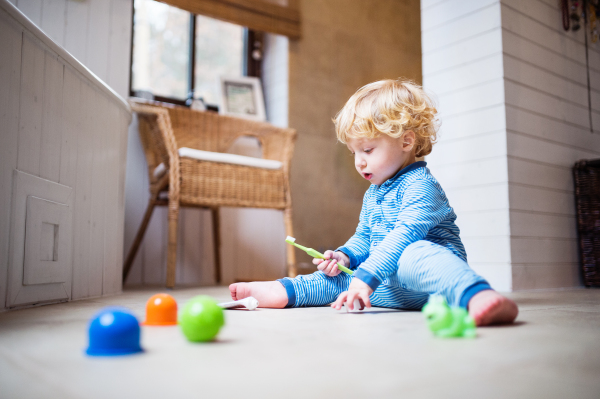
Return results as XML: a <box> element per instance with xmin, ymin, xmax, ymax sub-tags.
<box><xmin>129</xmin><ymin>101</ymin><xmax>181</xmax><ymax>192</ymax></box>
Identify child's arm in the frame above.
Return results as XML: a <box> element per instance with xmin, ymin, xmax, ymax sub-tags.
<box><xmin>353</xmin><ymin>177</ymin><xmax>452</xmax><ymax>292</ymax></box>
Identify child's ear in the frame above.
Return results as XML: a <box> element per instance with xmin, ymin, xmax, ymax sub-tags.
<box><xmin>403</xmin><ymin>130</ymin><xmax>416</xmax><ymax>151</ymax></box>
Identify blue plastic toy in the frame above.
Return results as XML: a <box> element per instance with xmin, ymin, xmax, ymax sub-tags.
<box><xmin>422</xmin><ymin>295</ymin><xmax>476</xmax><ymax>338</ymax></box>
<box><xmin>86</xmin><ymin>307</ymin><xmax>144</xmax><ymax>356</ymax></box>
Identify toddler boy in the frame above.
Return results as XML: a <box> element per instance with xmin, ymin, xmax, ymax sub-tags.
<box><xmin>230</xmin><ymin>79</ymin><xmax>518</xmax><ymax>326</ymax></box>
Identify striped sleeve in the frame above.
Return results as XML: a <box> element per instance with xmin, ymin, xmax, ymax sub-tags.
<box><xmin>353</xmin><ymin>177</ymin><xmax>451</xmax><ymax>291</ymax></box>
<box><xmin>336</xmin><ymin>189</ymin><xmax>372</xmax><ymax>269</ymax></box>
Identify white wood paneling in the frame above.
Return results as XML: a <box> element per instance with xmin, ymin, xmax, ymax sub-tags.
<box><xmin>507</xmin><ymin>158</ymin><xmax>574</xmax><ymax>193</ymax></box>
<box><xmin>17</xmin><ymin>35</ymin><xmax>45</xmax><ymax>177</ymax></box>
<box><xmin>430</xmin><ymin>156</ymin><xmax>507</xmax><ymax>190</ymax></box>
<box><xmin>422</xmin><ymin>29</ymin><xmax>502</xmax><ymax>76</ymax></box>
<box><xmin>422</xmin><ymin>0</ymin><xmax>510</xmax><ymax>290</ymax></box>
<box><xmin>510</xmin><ymin>211</ymin><xmax>577</xmax><ymax>240</ymax></box>
<box><xmin>0</xmin><ymin>12</ymin><xmax>22</xmax><ymax>310</ymax></box>
<box><xmin>107</xmin><ymin>0</ymin><xmax>132</xmax><ymax>98</ymax></box>
<box><xmin>455</xmin><ymin>209</ymin><xmax>511</xmax><ymax>238</ymax></box>
<box><xmin>0</xmin><ymin>0</ymin><xmax>131</xmax><ymax>309</ymax></box>
<box><xmin>71</xmin><ymin>81</ymin><xmax>95</xmax><ymax>300</ymax></box>
<box><xmin>510</xmin><ymin>237</ymin><xmax>578</xmax><ymax>264</ymax></box>
<box><xmin>422</xmin><ymin>2</ymin><xmax>501</xmax><ymax>54</ymax></box>
<box><xmin>512</xmin><ymin>263</ymin><xmax>581</xmax><ymax>290</ymax></box>
<box><xmin>505</xmin><ymin>106</ymin><xmax>600</xmax><ymax>151</ymax></box>
<box><xmin>39</xmin><ymin>0</ymin><xmax>65</xmax><ymax>47</ymax></box>
<box><xmin>501</xmin><ymin>4</ymin><xmax>586</xmax><ymax>65</ymax></box>
<box><xmin>86</xmin><ymin>0</ymin><xmax>110</xmax><ymax>83</ymax></box>
<box><xmin>15</xmin><ymin>0</ymin><xmax>42</xmax><ymax>26</ymax></box>
<box><xmin>421</xmin><ymin>0</ymin><xmax>497</xmax><ymax>32</ymax></box>
<box><xmin>427</xmin><ymin>130</ymin><xmax>507</xmax><ymax>167</ymax></box>
<box><xmin>509</xmin><ymin>184</ymin><xmax>574</xmax><ymax>216</ymax></box>
<box><xmin>89</xmin><ymin>92</ymin><xmax>108</xmax><ymax>297</ymax></box>
<box><xmin>436</xmin><ymin>79</ymin><xmax>505</xmax><ymax>118</ymax></box>
<box><xmin>444</xmin><ymin>184</ymin><xmax>509</xmax><ymax>214</ymax></box>
<box><xmin>436</xmin><ymin>106</ymin><xmax>506</xmax><ymax>141</ymax></box>
<box><xmin>59</xmin><ymin>66</ymin><xmax>80</xmax><ymax>188</ymax></box>
<box><xmin>63</xmin><ymin>0</ymin><xmax>88</xmax><ymax>64</ymax></box>
<box><xmin>425</xmin><ymin>53</ymin><xmax>503</xmax><ymax>96</ymax></box>
<box><xmin>39</xmin><ymin>50</ymin><xmax>63</xmax><ymax>182</ymax></box>
<box><xmin>102</xmin><ymin>104</ymin><xmax>122</xmax><ymax>296</ymax></box>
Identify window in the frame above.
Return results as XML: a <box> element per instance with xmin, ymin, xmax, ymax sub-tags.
<box><xmin>130</xmin><ymin>0</ymin><xmax>262</xmax><ymax>108</ymax></box>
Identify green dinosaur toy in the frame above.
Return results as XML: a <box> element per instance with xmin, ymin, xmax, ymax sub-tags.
<box><xmin>422</xmin><ymin>295</ymin><xmax>476</xmax><ymax>338</ymax></box>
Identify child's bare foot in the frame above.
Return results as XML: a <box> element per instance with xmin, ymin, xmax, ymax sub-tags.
<box><xmin>229</xmin><ymin>281</ymin><xmax>288</xmax><ymax>308</ymax></box>
<box><xmin>468</xmin><ymin>290</ymin><xmax>518</xmax><ymax>326</ymax></box>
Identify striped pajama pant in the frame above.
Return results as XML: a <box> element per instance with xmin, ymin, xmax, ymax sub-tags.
<box><xmin>278</xmin><ymin>240</ymin><xmax>490</xmax><ymax>309</ymax></box>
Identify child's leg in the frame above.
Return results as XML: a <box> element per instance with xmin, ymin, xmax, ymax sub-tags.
<box><xmin>397</xmin><ymin>240</ymin><xmax>518</xmax><ymax>325</ymax></box>
<box><xmin>230</xmin><ymin>271</ymin><xmax>353</xmax><ymax>308</ymax></box>
<box><xmin>278</xmin><ymin>272</ymin><xmax>353</xmax><ymax>307</ymax></box>
<box><xmin>229</xmin><ymin>281</ymin><xmax>289</xmax><ymax>308</ymax></box>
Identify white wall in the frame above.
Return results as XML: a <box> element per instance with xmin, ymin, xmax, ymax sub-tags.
<box><xmin>501</xmin><ymin>0</ymin><xmax>600</xmax><ymax>289</ymax></box>
<box><xmin>9</xmin><ymin>0</ymin><xmax>132</xmax><ymax>99</ymax></box>
<box><xmin>421</xmin><ymin>0</ymin><xmax>512</xmax><ymax>290</ymax></box>
<box><xmin>1</xmin><ymin>0</ymin><xmax>130</xmax><ymax>309</ymax></box>
<box><xmin>421</xmin><ymin>0</ymin><xmax>600</xmax><ymax>291</ymax></box>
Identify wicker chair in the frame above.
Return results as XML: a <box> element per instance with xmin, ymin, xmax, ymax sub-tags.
<box><xmin>124</xmin><ymin>99</ymin><xmax>297</xmax><ymax>288</ymax></box>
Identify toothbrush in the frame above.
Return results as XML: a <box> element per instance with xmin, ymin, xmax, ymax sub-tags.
<box><xmin>285</xmin><ymin>236</ymin><xmax>354</xmax><ymax>275</ymax></box>
<box><xmin>219</xmin><ymin>297</ymin><xmax>259</xmax><ymax>310</ymax></box>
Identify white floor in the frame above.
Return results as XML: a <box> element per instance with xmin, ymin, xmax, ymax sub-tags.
<box><xmin>1</xmin><ymin>287</ymin><xmax>599</xmax><ymax>399</ymax></box>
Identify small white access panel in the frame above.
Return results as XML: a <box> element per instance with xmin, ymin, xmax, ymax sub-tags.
<box><xmin>7</xmin><ymin>170</ymin><xmax>73</xmax><ymax>307</ymax></box>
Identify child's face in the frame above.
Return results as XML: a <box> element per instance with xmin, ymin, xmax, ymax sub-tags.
<box><xmin>347</xmin><ymin>132</ymin><xmax>415</xmax><ymax>186</ymax></box>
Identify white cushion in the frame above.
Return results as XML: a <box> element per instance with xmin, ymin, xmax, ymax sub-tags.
<box><xmin>178</xmin><ymin>147</ymin><xmax>283</xmax><ymax>170</ymax></box>
<box><xmin>152</xmin><ymin>147</ymin><xmax>283</xmax><ymax>179</ymax></box>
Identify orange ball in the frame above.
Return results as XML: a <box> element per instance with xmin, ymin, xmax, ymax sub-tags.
<box><xmin>141</xmin><ymin>293</ymin><xmax>178</xmax><ymax>326</ymax></box>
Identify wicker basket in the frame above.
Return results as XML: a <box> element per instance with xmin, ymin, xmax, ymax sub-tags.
<box><xmin>573</xmin><ymin>159</ymin><xmax>600</xmax><ymax>287</ymax></box>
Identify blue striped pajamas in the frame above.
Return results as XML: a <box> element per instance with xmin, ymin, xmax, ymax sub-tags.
<box><xmin>279</xmin><ymin>162</ymin><xmax>490</xmax><ymax>309</ymax></box>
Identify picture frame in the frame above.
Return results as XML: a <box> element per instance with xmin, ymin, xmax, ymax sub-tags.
<box><xmin>219</xmin><ymin>76</ymin><xmax>266</xmax><ymax>121</ymax></box>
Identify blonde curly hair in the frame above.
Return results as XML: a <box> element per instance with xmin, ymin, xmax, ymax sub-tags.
<box><xmin>334</xmin><ymin>78</ymin><xmax>439</xmax><ymax>157</ymax></box>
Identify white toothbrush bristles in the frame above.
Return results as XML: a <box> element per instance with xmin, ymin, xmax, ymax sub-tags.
<box><xmin>286</xmin><ymin>236</ymin><xmax>296</xmax><ymax>242</ymax></box>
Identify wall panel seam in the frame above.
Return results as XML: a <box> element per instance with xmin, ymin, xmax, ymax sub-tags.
<box><xmin>422</xmin><ymin>2</ymin><xmax>498</xmax><ymax>34</ymax></box>
<box><xmin>504</xmin><ymin>77</ymin><xmax>600</xmax><ymax>111</ymax></box>
<box><xmin>421</xmin><ymin>0</ymin><xmax>449</xmax><ymax>12</ymax></box>
<box><xmin>424</xmin><ymin>51</ymin><xmax>503</xmax><ymax>78</ymax></box>
<box><xmin>507</xmin><ymin>155</ymin><xmax>577</xmax><ymax>171</ymax></box>
<box><xmin>434</xmin><ymin>129</ymin><xmax>506</xmax><ymax>145</ymax></box>
<box><xmin>500</xmin><ymin>27</ymin><xmax>600</xmax><ymax>74</ymax></box>
<box><xmin>510</xmin><ymin>209</ymin><xmax>575</xmax><ymax>218</ymax></box>
<box><xmin>509</xmin><ymin>181</ymin><xmax>573</xmax><ymax>195</ymax></box>
<box><xmin>438</xmin><ymin>102</ymin><xmax>506</xmax><ymax>120</ymax></box>
<box><xmin>507</xmin><ymin>128</ymin><xmax>600</xmax><ymax>154</ymax></box>
<box><xmin>503</xmin><ymin>52</ymin><xmax>600</xmax><ymax>94</ymax></box>
<box><xmin>423</xmin><ymin>27</ymin><xmax>501</xmax><ymax>55</ymax></box>
<box><xmin>511</xmin><ymin>236</ymin><xmax>577</xmax><ymax>241</ymax></box>
<box><xmin>504</xmin><ymin>106</ymin><xmax>600</xmax><ymax>135</ymax></box>
<box><xmin>430</xmin><ymin>76</ymin><xmax>505</xmax><ymax>97</ymax></box>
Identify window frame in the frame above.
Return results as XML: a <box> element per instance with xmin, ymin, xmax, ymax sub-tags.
<box><xmin>128</xmin><ymin>0</ymin><xmax>262</xmax><ymax>109</ymax></box>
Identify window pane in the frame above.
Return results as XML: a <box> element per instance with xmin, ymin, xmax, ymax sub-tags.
<box><xmin>132</xmin><ymin>0</ymin><xmax>190</xmax><ymax>100</ymax></box>
<box><xmin>194</xmin><ymin>15</ymin><xmax>244</xmax><ymax>106</ymax></box>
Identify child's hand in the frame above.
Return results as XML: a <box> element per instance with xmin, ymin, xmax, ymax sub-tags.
<box><xmin>312</xmin><ymin>250</ymin><xmax>349</xmax><ymax>277</ymax></box>
<box><xmin>331</xmin><ymin>278</ymin><xmax>373</xmax><ymax>310</ymax></box>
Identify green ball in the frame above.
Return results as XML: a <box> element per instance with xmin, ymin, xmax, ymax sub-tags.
<box><xmin>179</xmin><ymin>296</ymin><xmax>225</xmax><ymax>342</ymax></box>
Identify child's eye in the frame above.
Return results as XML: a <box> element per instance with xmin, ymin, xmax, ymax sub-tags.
<box><xmin>364</xmin><ymin>148</ymin><xmax>373</xmax><ymax>154</ymax></box>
